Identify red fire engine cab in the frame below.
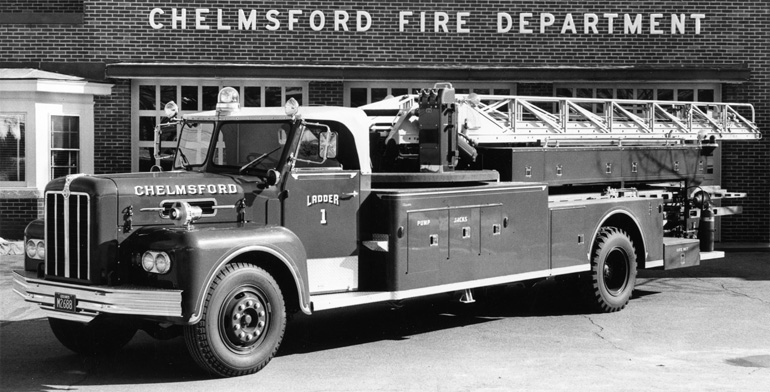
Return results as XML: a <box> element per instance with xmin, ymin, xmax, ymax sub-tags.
<box><xmin>13</xmin><ymin>84</ymin><xmax>760</xmax><ymax>377</ymax></box>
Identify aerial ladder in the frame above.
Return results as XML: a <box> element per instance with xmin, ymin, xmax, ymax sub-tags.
<box><xmin>362</xmin><ymin>84</ymin><xmax>761</xmax><ymax>246</ymax></box>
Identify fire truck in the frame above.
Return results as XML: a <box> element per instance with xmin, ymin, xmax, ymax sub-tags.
<box><xmin>13</xmin><ymin>84</ymin><xmax>760</xmax><ymax>377</ymax></box>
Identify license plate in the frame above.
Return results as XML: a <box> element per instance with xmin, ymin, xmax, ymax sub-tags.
<box><xmin>54</xmin><ymin>292</ymin><xmax>77</xmax><ymax>313</ymax></box>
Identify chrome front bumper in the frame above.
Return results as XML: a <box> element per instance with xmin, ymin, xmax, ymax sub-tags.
<box><xmin>12</xmin><ymin>270</ymin><xmax>183</xmax><ymax>323</ymax></box>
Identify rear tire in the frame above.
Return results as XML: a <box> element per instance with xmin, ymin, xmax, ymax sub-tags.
<box><xmin>184</xmin><ymin>263</ymin><xmax>286</xmax><ymax>377</ymax></box>
<box><xmin>588</xmin><ymin>227</ymin><xmax>637</xmax><ymax>312</ymax></box>
<box><xmin>49</xmin><ymin>317</ymin><xmax>137</xmax><ymax>355</ymax></box>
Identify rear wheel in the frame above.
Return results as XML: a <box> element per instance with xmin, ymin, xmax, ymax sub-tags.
<box><xmin>184</xmin><ymin>263</ymin><xmax>286</xmax><ymax>377</ymax></box>
<box><xmin>588</xmin><ymin>227</ymin><xmax>637</xmax><ymax>312</ymax></box>
<box><xmin>49</xmin><ymin>317</ymin><xmax>137</xmax><ymax>355</ymax></box>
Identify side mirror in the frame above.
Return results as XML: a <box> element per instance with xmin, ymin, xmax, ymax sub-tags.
<box><xmin>153</xmin><ymin>101</ymin><xmax>181</xmax><ymax>169</ymax></box>
<box><xmin>319</xmin><ymin>131</ymin><xmax>338</xmax><ymax>159</ymax></box>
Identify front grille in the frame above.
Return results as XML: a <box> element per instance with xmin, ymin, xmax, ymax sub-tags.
<box><xmin>45</xmin><ymin>191</ymin><xmax>91</xmax><ymax>280</ymax></box>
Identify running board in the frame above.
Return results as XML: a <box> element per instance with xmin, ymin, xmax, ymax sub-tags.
<box><xmin>309</xmin><ymin>264</ymin><xmax>590</xmax><ymax>312</ymax></box>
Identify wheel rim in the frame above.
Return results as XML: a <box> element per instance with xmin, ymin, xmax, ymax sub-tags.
<box><xmin>220</xmin><ymin>286</ymin><xmax>270</xmax><ymax>353</ymax></box>
<box><xmin>603</xmin><ymin>248</ymin><xmax>629</xmax><ymax>296</ymax></box>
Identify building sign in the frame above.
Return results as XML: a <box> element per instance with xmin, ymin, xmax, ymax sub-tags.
<box><xmin>148</xmin><ymin>8</ymin><xmax>707</xmax><ymax>35</ymax></box>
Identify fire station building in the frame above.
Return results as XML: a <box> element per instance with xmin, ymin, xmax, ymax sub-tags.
<box><xmin>0</xmin><ymin>0</ymin><xmax>767</xmax><ymax>243</ymax></box>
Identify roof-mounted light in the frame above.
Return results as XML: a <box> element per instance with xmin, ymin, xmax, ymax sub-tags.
<box><xmin>466</xmin><ymin>93</ymin><xmax>481</xmax><ymax>106</ymax></box>
<box><xmin>217</xmin><ymin>87</ymin><xmax>240</xmax><ymax>114</ymax></box>
<box><xmin>284</xmin><ymin>97</ymin><xmax>299</xmax><ymax>118</ymax></box>
<box><xmin>164</xmin><ymin>101</ymin><xmax>179</xmax><ymax>118</ymax></box>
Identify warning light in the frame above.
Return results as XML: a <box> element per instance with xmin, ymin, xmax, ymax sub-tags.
<box><xmin>217</xmin><ymin>87</ymin><xmax>240</xmax><ymax>114</ymax></box>
<box><xmin>284</xmin><ymin>97</ymin><xmax>299</xmax><ymax>118</ymax></box>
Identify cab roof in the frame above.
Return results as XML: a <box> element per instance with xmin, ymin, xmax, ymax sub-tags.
<box><xmin>182</xmin><ymin>105</ymin><xmax>373</xmax><ymax>174</ymax></box>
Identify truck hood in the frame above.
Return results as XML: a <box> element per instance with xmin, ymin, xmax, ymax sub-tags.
<box><xmin>109</xmin><ymin>171</ymin><xmax>248</xmax><ymax>228</ymax></box>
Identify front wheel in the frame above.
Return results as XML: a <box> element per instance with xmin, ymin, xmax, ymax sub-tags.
<box><xmin>588</xmin><ymin>227</ymin><xmax>637</xmax><ymax>313</ymax></box>
<box><xmin>184</xmin><ymin>263</ymin><xmax>286</xmax><ymax>377</ymax></box>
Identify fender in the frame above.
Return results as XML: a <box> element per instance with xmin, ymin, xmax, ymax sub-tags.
<box><xmin>188</xmin><ymin>239</ymin><xmax>313</xmax><ymax>324</ymax></box>
<box><xmin>588</xmin><ymin>198</ymin><xmax>663</xmax><ymax>264</ymax></box>
<box><xmin>123</xmin><ymin>223</ymin><xmax>310</xmax><ymax>324</ymax></box>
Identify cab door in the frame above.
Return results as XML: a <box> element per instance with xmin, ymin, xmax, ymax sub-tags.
<box><xmin>282</xmin><ymin>125</ymin><xmax>360</xmax><ymax>294</ymax></box>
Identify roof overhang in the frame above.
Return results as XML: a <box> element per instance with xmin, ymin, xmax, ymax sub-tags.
<box><xmin>0</xmin><ymin>68</ymin><xmax>112</xmax><ymax>95</ymax></box>
<box><xmin>106</xmin><ymin>63</ymin><xmax>751</xmax><ymax>83</ymax></box>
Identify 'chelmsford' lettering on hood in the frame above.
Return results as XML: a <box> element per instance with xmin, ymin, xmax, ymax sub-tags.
<box><xmin>134</xmin><ymin>184</ymin><xmax>238</xmax><ymax>196</ymax></box>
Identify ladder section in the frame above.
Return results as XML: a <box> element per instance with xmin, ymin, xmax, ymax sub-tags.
<box><xmin>462</xmin><ymin>94</ymin><xmax>760</xmax><ymax>144</ymax></box>
<box><xmin>364</xmin><ymin>93</ymin><xmax>761</xmax><ymax>147</ymax></box>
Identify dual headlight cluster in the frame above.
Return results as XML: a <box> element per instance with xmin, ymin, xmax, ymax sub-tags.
<box><xmin>141</xmin><ymin>251</ymin><xmax>172</xmax><ymax>274</ymax></box>
<box><xmin>26</xmin><ymin>239</ymin><xmax>45</xmax><ymax>260</ymax></box>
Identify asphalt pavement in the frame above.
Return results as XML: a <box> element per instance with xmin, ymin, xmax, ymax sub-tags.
<box><xmin>1</xmin><ymin>251</ymin><xmax>769</xmax><ymax>392</ymax></box>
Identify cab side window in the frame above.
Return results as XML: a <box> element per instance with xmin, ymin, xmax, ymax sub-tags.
<box><xmin>292</xmin><ymin>122</ymin><xmax>360</xmax><ymax>171</ymax></box>
<box><xmin>294</xmin><ymin>126</ymin><xmax>341</xmax><ymax>169</ymax></box>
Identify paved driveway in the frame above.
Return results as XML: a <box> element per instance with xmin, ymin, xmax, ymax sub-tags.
<box><xmin>1</xmin><ymin>252</ymin><xmax>768</xmax><ymax>391</ymax></box>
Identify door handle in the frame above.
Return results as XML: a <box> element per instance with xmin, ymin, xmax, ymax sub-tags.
<box><xmin>341</xmin><ymin>191</ymin><xmax>359</xmax><ymax>199</ymax></box>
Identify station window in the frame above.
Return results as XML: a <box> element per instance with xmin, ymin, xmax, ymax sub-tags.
<box><xmin>0</xmin><ymin>113</ymin><xmax>25</xmax><ymax>184</ymax></box>
<box><xmin>554</xmin><ymin>84</ymin><xmax>719</xmax><ymax>114</ymax></box>
<box><xmin>344</xmin><ymin>82</ymin><xmax>516</xmax><ymax>107</ymax></box>
<box><xmin>50</xmin><ymin>115</ymin><xmax>80</xmax><ymax>179</ymax></box>
<box><xmin>133</xmin><ymin>80</ymin><xmax>309</xmax><ymax>172</ymax></box>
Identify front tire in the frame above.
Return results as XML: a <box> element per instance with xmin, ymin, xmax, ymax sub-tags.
<box><xmin>588</xmin><ymin>227</ymin><xmax>637</xmax><ymax>312</ymax></box>
<box><xmin>49</xmin><ymin>317</ymin><xmax>137</xmax><ymax>355</ymax></box>
<box><xmin>184</xmin><ymin>263</ymin><xmax>286</xmax><ymax>377</ymax></box>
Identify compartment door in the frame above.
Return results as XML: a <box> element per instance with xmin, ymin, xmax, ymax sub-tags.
<box><xmin>550</xmin><ymin>207</ymin><xmax>588</xmax><ymax>270</ymax></box>
<box><xmin>407</xmin><ymin>209</ymin><xmax>448</xmax><ymax>285</ymax></box>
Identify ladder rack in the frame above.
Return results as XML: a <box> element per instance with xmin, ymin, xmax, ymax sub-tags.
<box><xmin>366</xmin><ymin>93</ymin><xmax>761</xmax><ymax>146</ymax></box>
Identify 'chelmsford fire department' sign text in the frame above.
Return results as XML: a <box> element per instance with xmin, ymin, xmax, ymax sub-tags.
<box><xmin>148</xmin><ymin>8</ymin><xmax>708</xmax><ymax>35</ymax></box>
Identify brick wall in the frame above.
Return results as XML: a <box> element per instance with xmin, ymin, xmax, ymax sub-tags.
<box><xmin>94</xmin><ymin>79</ymin><xmax>132</xmax><ymax>174</ymax></box>
<box><xmin>310</xmin><ymin>81</ymin><xmax>344</xmax><ymax>106</ymax></box>
<box><xmin>0</xmin><ymin>0</ymin><xmax>82</xmax><ymax>13</ymax></box>
<box><xmin>721</xmin><ymin>82</ymin><xmax>770</xmax><ymax>242</ymax></box>
<box><xmin>0</xmin><ymin>0</ymin><xmax>766</xmax><ymax>241</ymax></box>
<box><xmin>0</xmin><ymin>198</ymin><xmax>43</xmax><ymax>239</ymax></box>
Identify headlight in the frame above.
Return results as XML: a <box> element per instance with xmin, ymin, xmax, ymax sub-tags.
<box><xmin>26</xmin><ymin>239</ymin><xmax>44</xmax><ymax>260</ymax></box>
<box><xmin>26</xmin><ymin>240</ymin><xmax>36</xmax><ymax>258</ymax></box>
<box><xmin>142</xmin><ymin>252</ymin><xmax>156</xmax><ymax>271</ymax></box>
<box><xmin>155</xmin><ymin>252</ymin><xmax>170</xmax><ymax>274</ymax></box>
<box><xmin>140</xmin><ymin>251</ymin><xmax>172</xmax><ymax>274</ymax></box>
<box><xmin>36</xmin><ymin>241</ymin><xmax>45</xmax><ymax>259</ymax></box>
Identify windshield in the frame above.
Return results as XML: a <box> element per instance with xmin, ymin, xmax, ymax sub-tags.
<box><xmin>175</xmin><ymin>120</ymin><xmax>292</xmax><ymax>172</ymax></box>
<box><xmin>174</xmin><ymin>121</ymin><xmax>215</xmax><ymax>169</ymax></box>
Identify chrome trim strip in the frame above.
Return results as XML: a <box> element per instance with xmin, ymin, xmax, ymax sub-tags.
<box><xmin>382</xmin><ymin>185</ymin><xmax>547</xmax><ymax>198</ymax></box>
<box><xmin>700</xmin><ymin>251</ymin><xmax>725</xmax><ymax>261</ymax></box>
<box><xmin>310</xmin><ymin>264</ymin><xmax>591</xmax><ymax>311</ymax></box>
<box><xmin>646</xmin><ymin>259</ymin><xmax>664</xmax><ymax>268</ymax></box>
<box><xmin>291</xmin><ymin>171</ymin><xmax>358</xmax><ymax>179</ymax></box>
<box><xmin>12</xmin><ymin>270</ymin><xmax>183</xmax><ymax>323</ymax></box>
<box><xmin>64</xmin><ymin>192</ymin><xmax>70</xmax><ymax>277</ymax></box>
<box><xmin>87</xmin><ymin>196</ymin><xmax>91</xmax><ymax>280</ymax></box>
